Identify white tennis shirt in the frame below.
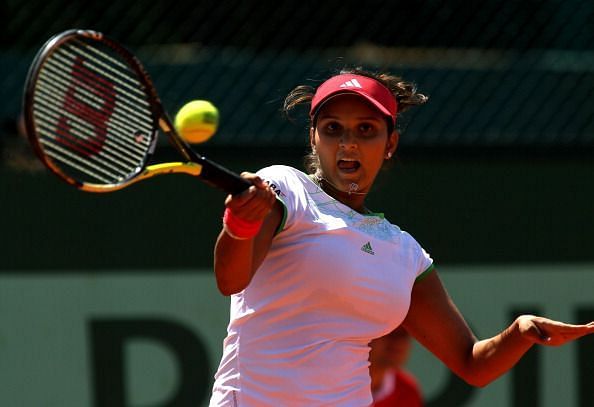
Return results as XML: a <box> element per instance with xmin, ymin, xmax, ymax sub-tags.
<box><xmin>210</xmin><ymin>165</ymin><xmax>433</xmax><ymax>406</ymax></box>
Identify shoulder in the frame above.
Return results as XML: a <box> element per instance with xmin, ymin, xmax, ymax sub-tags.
<box><xmin>257</xmin><ymin>164</ymin><xmax>303</xmax><ymax>177</ymax></box>
<box><xmin>257</xmin><ymin>165</ymin><xmax>308</xmax><ymax>185</ymax></box>
<box><xmin>257</xmin><ymin>164</ymin><xmax>307</xmax><ymax>180</ymax></box>
<box><xmin>385</xmin><ymin>226</ymin><xmax>433</xmax><ymax>278</ymax></box>
<box><xmin>382</xmin><ymin>223</ymin><xmax>420</xmax><ymax>250</ymax></box>
<box><xmin>398</xmin><ymin>229</ymin><xmax>423</xmax><ymax>249</ymax></box>
<box><xmin>257</xmin><ymin>165</ymin><xmax>312</xmax><ymax>198</ymax></box>
<box><xmin>256</xmin><ymin>166</ymin><xmax>313</xmax><ymax>225</ymax></box>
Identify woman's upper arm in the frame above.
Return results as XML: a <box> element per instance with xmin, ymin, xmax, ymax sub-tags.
<box><xmin>402</xmin><ymin>269</ymin><xmax>478</xmax><ymax>379</ymax></box>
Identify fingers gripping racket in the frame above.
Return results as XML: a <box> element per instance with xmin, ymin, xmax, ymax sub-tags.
<box><xmin>23</xmin><ymin>29</ymin><xmax>250</xmax><ymax>194</ymax></box>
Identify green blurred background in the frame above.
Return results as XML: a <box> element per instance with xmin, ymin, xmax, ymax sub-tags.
<box><xmin>0</xmin><ymin>1</ymin><xmax>593</xmax><ymax>406</ymax></box>
<box><xmin>2</xmin><ymin>0</ymin><xmax>593</xmax><ymax>269</ymax></box>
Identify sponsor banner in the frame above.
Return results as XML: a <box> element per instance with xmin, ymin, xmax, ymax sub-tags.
<box><xmin>0</xmin><ymin>265</ymin><xmax>593</xmax><ymax>406</ymax></box>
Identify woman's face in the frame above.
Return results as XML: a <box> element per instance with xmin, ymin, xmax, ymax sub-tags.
<box><xmin>311</xmin><ymin>94</ymin><xmax>397</xmax><ymax>195</ymax></box>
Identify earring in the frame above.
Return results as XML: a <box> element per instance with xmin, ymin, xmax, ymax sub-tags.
<box><xmin>385</xmin><ymin>152</ymin><xmax>392</xmax><ymax>159</ymax></box>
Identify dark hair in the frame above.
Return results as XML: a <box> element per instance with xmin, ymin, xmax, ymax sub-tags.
<box><xmin>283</xmin><ymin>67</ymin><xmax>428</xmax><ymax>174</ymax></box>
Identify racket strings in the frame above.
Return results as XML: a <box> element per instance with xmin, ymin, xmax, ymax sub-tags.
<box><xmin>35</xmin><ymin>75</ymin><xmax>149</xmax><ymax>158</ymax></box>
<box><xmin>35</xmin><ymin>100</ymin><xmax>143</xmax><ymax>174</ymax></box>
<box><xmin>31</xmin><ymin>37</ymin><xmax>156</xmax><ymax>185</ymax></box>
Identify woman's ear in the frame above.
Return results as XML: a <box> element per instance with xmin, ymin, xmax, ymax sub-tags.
<box><xmin>309</xmin><ymin>126</ymin><xmax>316</xmax><ymax>152</ymax></box>
<box><xmin>386</xmin><ymin>131</ymin><xmax>399</xmax><ymax>159</ymax></box>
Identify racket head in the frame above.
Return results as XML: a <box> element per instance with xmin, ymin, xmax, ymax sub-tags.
<box><xmin>23</xmin><ymin>29</ymin><xmax>164</xmax><ymax>191</ymax></box>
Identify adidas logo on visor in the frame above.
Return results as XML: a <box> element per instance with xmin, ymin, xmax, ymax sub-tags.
<box><xmin>309</xmin><ymin>74</ymin><xmax>398</xmax><ymax>124</ymax></box>
<box><xmin>339</xmin><ymin>79</ymin><xmax>363</xmax><ymax>89</ymax></box>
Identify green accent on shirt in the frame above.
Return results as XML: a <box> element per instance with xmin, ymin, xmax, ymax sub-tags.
<box><xmin>415</xmin><ymin>263</ymin><xmax>435</xmax><ymax>282</ymax></box>
<box><xmin>274</xmin><ymin>196</ymin><xmax>288</xmax><ymax>236</ymax></box>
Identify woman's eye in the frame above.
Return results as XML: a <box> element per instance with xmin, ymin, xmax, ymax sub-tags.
<box><xmin>325</xmin><ymin>122</ymin><xmax>341</xmax><ymax>134</ymax></box>
<box><xmin>359</xmin><ymin>123</ymin><xmax>376</xmax><ymax>136</ymax></box>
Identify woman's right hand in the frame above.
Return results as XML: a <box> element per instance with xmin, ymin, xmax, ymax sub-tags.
<box><xmin>224</xmin><ymin>172</ymin><xmax>277</xmax><ymax>223</ymax></box>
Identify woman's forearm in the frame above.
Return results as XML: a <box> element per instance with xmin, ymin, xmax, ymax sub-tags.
<box><xmin>467</xmin><ymin>318</ymin><xmax>534</xmax><ymax>387</ymax></box>
<box><xmin>214</xmin><ymin>230</ymin><xmax>257</xmax><ymax>295</ymax></box>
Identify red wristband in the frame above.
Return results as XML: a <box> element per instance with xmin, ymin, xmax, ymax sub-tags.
<box><xmin>223</xmin><ymin>208</ymin><xmax>263</xmax><ymax>240</ymax></box>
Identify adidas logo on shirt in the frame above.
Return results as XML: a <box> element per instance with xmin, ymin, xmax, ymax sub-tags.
<box><xmin>340</xmin><ymin>79</ymin><xmax>363</xmax><ymax>89</ymax></box>
<box><xmin>361</xmin><ymin>242</ymin><xmax>375</xmax><ymax>255</ymax></box>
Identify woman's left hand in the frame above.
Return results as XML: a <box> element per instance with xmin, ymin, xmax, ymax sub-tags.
<box><xmin>516</xmin><ymin>315</ymin><xmax>594</xmax><ymax>346</ymax></box>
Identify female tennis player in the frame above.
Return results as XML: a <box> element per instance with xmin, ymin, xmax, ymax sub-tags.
<box><xmin>209</xmin><ymin>68</ymin><xmax>594</xmax><ymax>406</ymax></box>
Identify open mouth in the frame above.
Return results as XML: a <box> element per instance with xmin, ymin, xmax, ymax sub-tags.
<box><xmin>337</xmin><ymin>159</ymin><xmax>361</xmax><ymax>173</ymax></box>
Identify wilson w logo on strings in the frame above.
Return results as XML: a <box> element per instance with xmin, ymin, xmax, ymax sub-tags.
<box><xmin>55</xmin><ymin>55</ymin><xmax>116</xmax><ymax>157</ymax></box>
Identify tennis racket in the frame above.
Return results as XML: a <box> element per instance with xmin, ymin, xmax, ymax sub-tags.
<box><xmin>22</xmin><ymin>29</ymin><xmax>251</xmax><ymax>194</ymax></box>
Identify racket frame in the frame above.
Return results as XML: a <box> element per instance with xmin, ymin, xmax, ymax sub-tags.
<box><xmin>23</xmin><ymin>29</ymin><xmax>250</xmax><ymax>194</ymax></box>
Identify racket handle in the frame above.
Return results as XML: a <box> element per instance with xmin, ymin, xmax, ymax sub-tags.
<box><xmin>198</xmin><ymin>157</ymin><xmax>251</xmax><ymax>194</ymax></box>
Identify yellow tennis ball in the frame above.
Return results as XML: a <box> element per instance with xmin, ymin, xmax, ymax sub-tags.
<box><xmin>174</xmin><ymin>100</ymin><xmax>219</xmax><ymax>143</ymax></box>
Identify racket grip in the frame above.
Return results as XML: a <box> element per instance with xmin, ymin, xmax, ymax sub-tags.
<box><xmin>198</xmin><ymin>157</ymin><xmax>251</xmax><ymax>194</ymax></box>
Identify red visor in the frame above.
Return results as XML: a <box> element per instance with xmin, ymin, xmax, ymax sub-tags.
<box><xmin>309</xmin><ymin>74</ymin><xmax>397</xmax><ymax>124</ymax></box>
